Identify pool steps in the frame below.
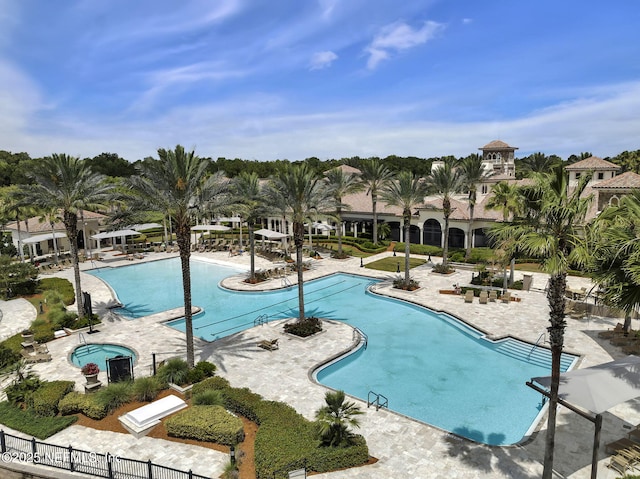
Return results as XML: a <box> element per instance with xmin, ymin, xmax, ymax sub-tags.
<box><xmin>494</xmin><ymin>338</ymin><xmax>575</xmax><ymax>371</ymax></box>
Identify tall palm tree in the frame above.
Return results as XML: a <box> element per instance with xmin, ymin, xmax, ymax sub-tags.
<box><xmin>127</xmin><ymin>145</ymin><xmax>226</xmax><ymax>367</ymax></box>
<box><xmin>485</xmin><ymin>181</ymin><xmax>523</xmax><ymax>221</ymax></box>
<box><xmin>489</xmin><ymin>165</ymin><xmax>592</xmax><ymax>478</ymax></box>
<box><xmin>19</xmin><ymin>154</ymin><xmax>113</xmax><ymax>318</ymax></box>
<box><xmin>381</xmin><ymin>171</ymin><xmax>428</xmax><ymax>287</ymax></box>
<box><xmin>458</xmin><ymin>154</ymin><xmax>490</xmax><ymax>260</ymax></box>
<box><xmin>520</xmin><ymin>152</ymin><xmax>561</xmax><ymax>177</ymax></box>
<box><xmin>267</xmin><ymin>164</ymin><xmax>330</xmax><ymax>322</ymax></box>
<box><xmin>425</xmin><ymin>158</ymin><xmax>464</xmax><ymax>266</ymax></box>
<box><xmin>231</xmin><ymin>172</ymin><xmax>267</xmax><ymax>282</ymax></box>
<box><xmin>357</xmin><ymin>159</ymin><xmax>394</xmax><ymax>245</ymax></box>
<box><xmin>325</xmin><ymin>168</ymin><xmax>363</xmax><ymax>257</ymax></box>
<box><xmin>590</xmin><ymin>190</ymin><xmax>640</xmax><ymax>332</ymax></box>
<box><xmin>315</xmin><ymin>390</ymin><xmax>363</xmax><ymax>447</ymax></box>
<box><xmin>37</xmin><ymin>207</ymin><xmax>62</xmax><ymax>265</ymax></box>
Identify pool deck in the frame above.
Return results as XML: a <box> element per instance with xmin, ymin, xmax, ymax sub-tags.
<box><xmin>0</xmin><ymin>249</ymin><xmax>635</xmax><ymax>478</ymax></box>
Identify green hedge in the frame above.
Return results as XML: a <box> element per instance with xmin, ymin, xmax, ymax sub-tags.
<box><xmin>29</xmin><ymin>381</ymin><xmax>75</xmax><ymax>417</ymax></box>
<box><xmin>165</xmin><ymin>405</ymin><xmax>244</xmax><ymax>445</ymax></box>
<box><xmin>191</xmin><ymin>376</ymin><xmax>231</xmax><ymax>395</ymax></box>
<box><xmin>39</xmin><ymin>277</ymin><xmax>75</xmax><ymax>305</ymax></box>
<box><xmin>58</xmin><ymin>391</ymin><xmax>108</xmax><ymax>420</ymax></box>
<box><xmin>0</xmin><ymin>401</ymin><xmax>77</xmax><ymax>439</ymax></box>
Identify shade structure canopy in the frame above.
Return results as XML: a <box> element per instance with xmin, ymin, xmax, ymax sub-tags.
<box><xmin>254</xmin><ymin>228</ymin><xmax>289</xmax><ymax>239</ymax></box>
<box><xmin>128</xmin><ymin>223</ymin><xmax>162</xmax><ymax>231</ymax></box>
<box><xmin>23</xmin><ymin>232</ymin><xmax>67</xmax><ymax>244</ymax></box>
<box><xmin>312</xmin><ymin>222</ymin><xmax>334</xmax><ymax>231</ymax></box>
<box><xmin>92</xmin><ymin>229</ymin><xmax>141</xmax><ymax>240</ymax></box>
<box><xmin>216</xmin><ymin>217</ymin><xmax>242</xmax><ymax>224</ymax></box>
<box><xmin>191</xmin><ymin>224</ymin><xmax>231</xmax><ymax>232</ymax></box>
<box><xmin>532</xmin><ymin>355</ymin><xmax>640</xmax><ymax>414</ymax></box>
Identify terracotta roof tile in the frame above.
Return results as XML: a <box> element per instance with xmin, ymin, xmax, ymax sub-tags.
<box><xmin>592</xmin><ymin>171</ymin><xmax>640</xmax><ymax>189</ymax></box>
<box><xmin>479</xmin><ymin>140</ymin><xmax>518</xmax><ymax>150</ymax></box>
<box><xmin>565</xmin><ymin>156</ymin><xmax>620</xmax><ymax>171</ymax></box>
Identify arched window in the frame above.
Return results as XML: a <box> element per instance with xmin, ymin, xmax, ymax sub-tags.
<box><xmin>610</xmin><ymin>196</ymin><xmax>620</xmax><ymax>207</ymax></box>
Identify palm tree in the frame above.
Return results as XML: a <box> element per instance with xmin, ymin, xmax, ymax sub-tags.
<box><xmin>127</xmin><ymin>145</ymin><xmax>226</xmax><ymax>367</ymax></box>
<box><xmin>485</xmin><ymin>181</ymin><xmax>523</xmax><ymax>221</ymax></box>
<box><xmin>325</xmin><ymin>167</ymin><xmax>363</xmax><ymax>257</ymax></box>
<box><xmin>590</xmin><ymin>190</ymin><xmax>640</xmax><ymax>332</ymax></box>
<box><xmin>381</xmin><ymin>171</ymin><xmax>428</xmax><ymax>287</ymax></box>
<box><xmin>520</xmin><ymin>152</ymin><xmax>561</xmax><ymax>176</ymax></box>
<box><xmin>267</xmin><ymin>163</ymin><xmax>330</xmax><ymax>322</ymax></box>
<box><xmin>19</xmin><ymin>154</ymin><xmax>113</xmax><ymax>318</ymax></box>
<box><xmin>231</xmin><ymin>172</ymin><xmax>267</xmax><ymax>282</ymax></box>
<box><xmin>425</xmin><ymin>158</ymin><xmax>464</xmax><ymax>266</ymax></box>
<box><xmin>458</xmin><ymin>154</ymin><xmax>490</xmax><ymax>260</ymax></box>
<box><xmin>315</xmin><ymin>390</ymin><xmax>363</xmax><ymax>447</ymax></box>
<box><xmin>357</xmin><ymin>159</ymin><xmax>394</xmax><ymax>245</ymax></box>
<box><xmin>37</xmin><ymin>207</ymin><xmax>62</xmax><ymax>265</ymax></box>
<box><xmin>489</xmin><ymin>165</ymin><xmax>592</xmax><ymax>478</ymax></box>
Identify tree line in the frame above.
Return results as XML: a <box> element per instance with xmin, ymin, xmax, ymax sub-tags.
<box><xmin>1</xmin><ymin>148</ymin><xmax>640</xmax><ymax>186</ymax></box>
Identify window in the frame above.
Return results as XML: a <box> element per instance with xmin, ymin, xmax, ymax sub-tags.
<box><xmin>481</xmin><ymin>185</ymin><xmax>488</xmax><ymax>194</ymax></box>
<box><xmin>597</xmin><ymin>172</ymin><xmax>604</xmax><ymax>180</ymax></box>
<box><xmin>575</xmin><ymin>172</ymin><xmax>581</xmax><ymax>179</ymax></box>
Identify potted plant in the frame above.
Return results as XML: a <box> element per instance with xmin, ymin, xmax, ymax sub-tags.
<box><xmin>81</xmin><ymin>362</ymin><xmax>100</xmax><ymax>384</ymax></box>
<box><xmin>21</xmin><ymin>329</ymin><xmax>34</xmax><ymax>345</ymax></box>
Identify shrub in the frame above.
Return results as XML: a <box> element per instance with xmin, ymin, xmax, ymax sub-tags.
<box><xmin>284</xmin><ymin>317</ymin><xmax>322</xmax><ymax>338</ymax></box>
<box><xmin>40</xmin><ymin>277</ymin><xmax>75</xmax><ymax>305</ymax></box>
<box><xmin>193</xmin><ymin>389</ymin><xmax>225</xmax><ymax>406</ymax></box>
<box><xmin>165</xmin><ymin>405</ymin><xmax>244</xmax><ymax>445</ymax></box>
<box><xmin>59</xmin><ymin>391</ymin><xmax>108</xmax><ymax>419</ymax></box>
<box><xmin>187</xmin><ymin>360</ymin><xmax>217</xmax><ymax>384</ymax></box>
<box><xmin>0</xmin><ymin>344</ymin><xmax>20</xmax><ymax>369</ymax></box>
<box><xmin>191</xmin><ymin>376</ymin><xmax>231</xmax><ymax>395</ymax></box>
<box><xmin>131</xmin><ymin>376</ymin><xmax>162</xmax><ymax>402</ymax></box>
<box><xmin>95</xmin><ymin>381</ymin><xmax>133</xmax><ymax>412</ymax></box>
<box><xmin>0</xmin><ymin>401</ymin><xmax>77</xmax><ymax>439</ymax></box>
<box><xmin>5</xmin><ymin>375</ymin><xmax>41</xmax><ymax>405</ymax></box>
<box><xmin>392</xmin><ymin>277</ymin><xmax>420</xmax><ymax>291</ymax></box>
<box><xmin>29</xmin><ymin>380</ymin><xmax>75</xmax><ymax>417</ymax></box>
<box><xmin>157</xmin><ymin>358</ymin><xmax>189</xmax><ymax>385</ymax></box>
<box><xmin>432</xmin><ymin>263</ymin><xmax>455</xmax><ymax>274</ymax></box>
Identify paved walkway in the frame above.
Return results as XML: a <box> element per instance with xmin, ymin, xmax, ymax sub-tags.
<box><xmin>0</xmin><ymin>249</ymin><xmax>634</xmax><ymax>478</ymax></box>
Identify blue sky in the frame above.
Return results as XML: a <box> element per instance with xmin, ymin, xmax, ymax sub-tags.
<box><xmin>1</xmin><ymin>0</ymin><xmax>639</xmax><ymax>162</ymax></box>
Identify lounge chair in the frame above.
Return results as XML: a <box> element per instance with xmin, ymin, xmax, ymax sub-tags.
<box><xmin>501</xmin><ymin>292</ymin><xmax>511</xmax><ymax>303</ymax></box>
<box><xmin>489</xmin><ymin>290</ymin><xmax>498</xmax><ymax>302</ymax></box>
<box><xmin>464</xmin><ymin>290</ymin><xmax>474</xmax><ymax>303</ymax></box>
<box><xmin>258</xmin><ymin>338</ymin><xmax>279</xmax><ymax>351</ymax></box>
<box><xmin>608</xmin><ymin>453</ymin><xmax>633</xmax><ymax>475</ymax></box>
<box><xmin>479</xmin><ymin>291</ymin><xmax>489</xmax><ymax>304</ymax></box>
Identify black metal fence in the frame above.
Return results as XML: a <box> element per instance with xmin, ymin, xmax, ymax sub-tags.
<box><xmin>0</xmin><ymin>430</ymin><xmax>210</xmax><ymax>479</ymax></box>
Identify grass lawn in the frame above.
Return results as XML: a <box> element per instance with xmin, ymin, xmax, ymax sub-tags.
<box><xmin>365</xmin><ymin>256</ymin><xmax>426</xmax><ymax>272</ymax></box>
<box><xmin>315</xmin><ymin>242</ymin><xmax>372</xmax><ymax>258</ymax></box>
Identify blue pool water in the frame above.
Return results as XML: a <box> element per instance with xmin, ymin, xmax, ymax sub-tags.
<box><xmin>89</xmin><ymin>258</ymin><xmax>576</xmax><ymax>445</ymax></box>
<box><xmin>71</xmin><ymin>343</ymin><xmax>137</xmax><ymax>371</ymax></box>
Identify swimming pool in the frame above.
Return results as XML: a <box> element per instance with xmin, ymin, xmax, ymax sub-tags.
<box><xmin>89</xmin><ymin>258</ymin><xmax>576</xmax><ymax>445</ymax></box>
<box><xmin>70</xmin><ymin>343</ymin><xmax>137</xmax><ymax>371</ymax></box>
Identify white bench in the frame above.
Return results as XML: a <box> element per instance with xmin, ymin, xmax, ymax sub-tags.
<box><xmin>119</xmin><ymin>394</ymin><xmax>187</xmax><ymax>438</ymax></box>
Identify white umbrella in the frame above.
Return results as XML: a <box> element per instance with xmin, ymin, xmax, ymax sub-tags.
<box><xmin>23</xmin><ymin>232</ymin><xmax>67</xmax><ymax>244</ymax></box>
<box><xmin>191</xmin><ymin>225</ymin><xmax>231</xmax><ymax>232</ymax></box>
<box><xmin>91</xmin><ymin>229</ymin><xmax>141</xmax><ymax>240</ymax></box>
<box><xmin>532</xmin><ymin>355</ymin><xmax>640</xmax><ymax>414</ymax></box>
<box><xmin>215</xmin><ymin>217</ymin><xmax>242</xmax><ymax>224</ymax></box>
<box><xmin>254</xmin><ymin>228</ymin><xmax>289</xmax><ymax>239</ymax></box>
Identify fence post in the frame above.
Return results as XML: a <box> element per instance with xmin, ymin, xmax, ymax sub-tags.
<box><xmin>152</xmin><ymin>353</ymin><xmax>156</xmax><ymax>376</ymax></box>
<box><xmin>0</xmin><ymin>430</ymin><xmax>5</xmax><ymax>453</ymax></box>
<box><xmin>107</xmin><ymin>453</ymin><xmax>114</xmax><ymax>479</ymax></box>
<box><xmin>147</xmin><ymin>459</ymin><xmax>153</xmax><ymax>479</ymax></box>
<box><xmin>188</xmin><ymin>470</ymin><xmax>193</xmax><ymax>479</ymax></box>
<box><xmin>68</xmin><ymin>445</ymin><xmax>75</xmax><ymax>472</ymax></box>
<box><xmin>30</xmin><ymin>438</ymin><xmax>37</xmax><ymax>462</ymax></box>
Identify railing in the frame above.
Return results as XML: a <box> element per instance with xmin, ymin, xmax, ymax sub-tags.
<box><xmin>281</xmin><ymin>276</ymin><xmax>292</xmax><ymax>288</ymax></box>
<box><xmin>352</xmin><ymin>327</ymin><xmax>368</xmax><ymax>349</ymax></box>
<box><xmin>528</xmin><ymin>332</ymin><xmax>546</xmax><ymax>358</ymax></box>
<box><xmin>0</xmin><ymin>430</ymin><xmax>210</xmax><ymax>479</ymax></box>
<box><xmin>254</xmin><ymin>314</ymin><xmax>269</xmax><ymax>326</ymax></box>
<box><xmin>367</xmin><ymin>391</ymin><xmax>388</xmax><ymax>411</ymax></box>
<box><xmin>78</xmin><ymin>333</ymin><xmax>87</xmax><ymax>346</ymax></box>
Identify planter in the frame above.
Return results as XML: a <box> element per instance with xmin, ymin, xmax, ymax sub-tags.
<box><xmin>21</xmin><ymin>333</ymin><xmax>34</xmax><ymax>345</ymax></box>
<box><xmin>84</xmin><ymin>374</ymin><xmax>99</xmax><ymax>384</ymax></box>
<box><xmin>169</xmin><ymin>383</ymin><xmax>193</xmax><ymax>395</ymax></box>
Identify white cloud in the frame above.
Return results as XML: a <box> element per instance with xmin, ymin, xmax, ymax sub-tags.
<box><xmin>310</xmin><ymin>51</ymin><xmax>338</xmax><ymax>70</ymax></box>
<box><xmin>462</xmin><ymin>18</ymin><xmax>473</xmax><ymax>25</ymax></box>
<box><xmin>366</xmin><ymin>20</ymin><xmax>445</xmax><ymax>69</ymax></box>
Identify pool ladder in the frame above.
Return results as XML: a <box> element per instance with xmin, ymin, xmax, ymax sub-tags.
<box><xmin>78</xmin><ymin>332</ymin><xmax>87</xmax><ymax>346</ymax></box>
<box><xmin>281</xmin><ymin>275</ymin><xmax>292</xmax><ymax>288</ymax></box>
<box><xmin>352</xmin><ymin>327</ymin><xmax>368</xmax><ymax>349</ymax></box>
<box><xmin>254</xmin><ymin>314</ymin><xmax>269</xmax><ymax>326</ymax></box>
<box><xmin>367</xmin><ymin>391</ymin><xmax>388</xmax><ymax>411</ymax></box>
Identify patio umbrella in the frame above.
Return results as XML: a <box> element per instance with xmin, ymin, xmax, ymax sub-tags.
<box><xmin>254</xmin><ymin>228</ymin><xmax>288</xmax><ymax>239</ymax></box>
<box><xmin>532</xmin><ymin>355</ymin><xmax>640</xmax><ymax>414</ymax></box>
<box><xmin>191</xmin><ymin>224</ymin><xmax>231</xmax><ymax>245</ymax></box>
<box><xmin>92</xmin><ymin>229</ymin><xmax>141</xmax><ymax>251</ymax></box>
<box><xmin>23</xmin><ymin>232</ymin><xmax>67</xmax><ymax>244</ymax></box>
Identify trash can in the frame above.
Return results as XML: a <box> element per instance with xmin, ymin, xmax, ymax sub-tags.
<box><xmin>523</xmin><ymin>274</ymin><xmax>533</xmax><ymax>292</ymax></box>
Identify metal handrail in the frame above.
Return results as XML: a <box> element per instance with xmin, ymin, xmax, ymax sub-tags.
<box><xmin>528</xmin><ymin>332</ymin><xmax>546</xmax><ymax>358</ymax></box>
<box><xmin>352</xmin><ymin>327</ymin><xmax>368</xmax><ymax>349</ymax></box>
<box><xmin>367</xmin><ymin>390</ymin><xmax>388</xmax><ymax>411</ymax></box>
<box><xmin>254</xmin><ymin>314</ymin><xmax>269</xmax><ymax>326</ymax></box>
